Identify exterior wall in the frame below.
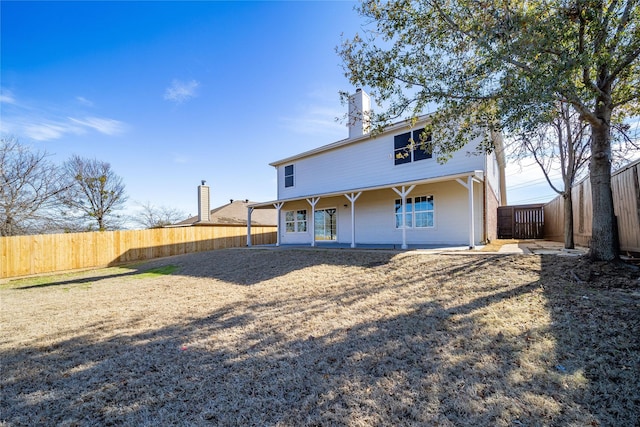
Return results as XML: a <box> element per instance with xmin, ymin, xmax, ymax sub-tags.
<box><xmin>278</xmin><ymin>180</ymin><xmax>484</xmax><ymax>246</ymax></box>
<box><xmin>276</xmin><ymin>131</ymin><xmax>486</xmax><ymax>199</ymax></box>
<box><xmin>486</xmin><ymin>151</ymin><xmax>502</xmax><ymax>204</ymax></box>
<box><xmin>485</xmin><ymin>181</ymin><xmax>500</xmax><ymax>242</ymax></box>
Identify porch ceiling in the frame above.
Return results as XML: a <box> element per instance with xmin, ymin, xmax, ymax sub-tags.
<box><xmin>249</xmin><ymin>170</ymin><xmax>484</xmax><ymax>209</ymax></box>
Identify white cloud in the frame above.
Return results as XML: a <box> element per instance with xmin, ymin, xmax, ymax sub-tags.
<box><xmin>69</xmin><ymin>117</ymin><xmax>127</xmax><ymax>135</ymax></box>
<box><xmin>164</xmin><ymin>79</ymin><xmax>200</xmax><ymax>104</ymax></box>
<box><xmin>23</xmin><ymin>121</ymin><xmax>83</xmax><ymax>141</ymax></box>
<box><xmin>0</xmin><ymin>92</ymin><xmax>16</xmax><ymax>104</ymax></box>
<box><xmin>76</xmin><ymin>96</ymin><xmax>94</xmax><ymax>107</ymax></box>
<box><xmin>0</xmin><ymin>90</ymin><xmax>128</xmax><ymax>141</ymax></box>
<box><xmin>172</xmin><ymin>154</ymin><xmax>190</xmax><ymax>164</ymax></box>
<box><xmin>278</xmin><ymin>86</ymin><xmax>353</xmax><ymax>139</ymax></box>
<box><xmin>280</xmin><ymin>104</ymin><xmax>346</xmax><ymax>137</ymax></box>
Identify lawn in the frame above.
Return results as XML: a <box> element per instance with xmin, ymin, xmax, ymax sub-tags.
<box><xmin>1</xmin><ymin>248</ymin><xmax>638</xmax><ymax>426</ymax></box>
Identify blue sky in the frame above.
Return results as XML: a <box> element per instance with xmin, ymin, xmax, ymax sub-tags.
<box><xmin>1</xmin><ymin>0</ymin><xmax>559</xmax><ymax>224</ymax></box>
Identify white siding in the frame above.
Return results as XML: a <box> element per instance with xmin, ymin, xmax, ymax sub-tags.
<box><xmin>276</xmin><ymin>132</ymin><xmax>486</xmax><ymax>198</ymax></box>
<box><xmin>278</xmin><ymin>181</ymin><xmax>484</xmax><ymax>246</ymax></box>
<box><xmin>486</xmin><ymin>151</ymin><xmax>502</xmax><ymax>202</ymax></box>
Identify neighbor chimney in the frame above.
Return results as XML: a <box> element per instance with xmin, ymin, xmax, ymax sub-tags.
<box><xmin>348</xmin><ymin>88</ymin><xmax>371</xmax><ymax>139</ymax></box>
<box><xmin>197</xmin><ymin>181</ymin><xmax>211</xmax><ymax>223</ymax></box>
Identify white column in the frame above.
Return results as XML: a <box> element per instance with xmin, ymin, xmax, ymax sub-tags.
<box><xmin>456</xmin><ymin>176</ymin><xmax>475</xmax><ymax>249</ymax></box>
<box><xmin>344</xmin><ymin>192</ymin><xmax>362</xmax><ymax>248</ymax></box>
<box><xmin>273</xmin><ymin>202</ymin><xmax>284</xmax><ymax>247</ymax></box>
<box><xmin>306</xmin><ymin>197</ymin><xmax>320</xmax><ymax>247</ymax></box>
<box><xmin>392</xmin><ymin>185</ymin><xmax>415</xmax><ymax>249</ymax></box>
<box><xmin>246</xmin><ymin>207</ymin><xmax>254</xmax><ymax>246</ymax></box>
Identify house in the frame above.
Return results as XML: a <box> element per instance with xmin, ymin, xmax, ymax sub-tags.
<box><xmin>171</xmin><ymin>181</ymin><xmax>277</xmax><ymax>227</ymax></box>
<box><xmin>247</xmin><ymin>89</ymin><xmax>506</xmax><ymax>248</ymax></box>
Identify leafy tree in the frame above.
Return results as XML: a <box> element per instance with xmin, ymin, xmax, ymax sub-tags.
<box><xmin>131</xmin><ymin>201</ymin><xmax>186</xmax><ymax>229</ymax></box>
<box><xmin>339</xmin><ymin>0</ymin><xmax>640</xmax><ymax>261</ymax></box>
<box><xmin>59</xmin><ymin>155</ymin><xmax>127</xmax><ymax>231</ymax></box>
<box><xmin>0</xmin><ymin>137</ymin><xmax>66</xmax><ymax>236</ymax></box>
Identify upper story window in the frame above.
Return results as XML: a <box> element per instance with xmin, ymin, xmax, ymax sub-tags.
<box><xmin>394</xmin><ymin>128</ymin><xmax>432</xmax><ymax>165</ymax></box>
<box><xmin>284</xmin><ymin>164</ymin><xmax>294</xmax><ymax>188</ymax></box>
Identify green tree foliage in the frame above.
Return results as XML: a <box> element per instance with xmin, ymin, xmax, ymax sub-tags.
<box><xmin>59</xmin><ymin>155</ymin><xmax>127</xmax><ymax>231</ymax></box>
<box><xmin>339</xmin><ymin>0</ymin><xmax>639</xmax><ymax>261</ymax></box>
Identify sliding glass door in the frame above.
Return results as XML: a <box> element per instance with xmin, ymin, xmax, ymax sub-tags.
<box><xmin>314</xmin><ymin>208</ymin><xmax>337</xmax><ymax>241</ymax></box>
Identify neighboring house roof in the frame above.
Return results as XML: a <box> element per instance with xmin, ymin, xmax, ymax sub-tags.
<box><xmin>173</xmin><ymin>200</ymin><xmax>277</xmax><ymax>226</ymax></box>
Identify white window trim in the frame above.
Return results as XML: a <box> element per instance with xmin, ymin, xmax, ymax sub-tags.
<box><xmin>284</xmin><ymin>164</ymin><xmax>295</xmax><ymax>188</ymax></box>
<box><xmin>285</xmin><ymin>209</ymin><xmax>307</xmax><ymax>233</ymax></box>
<box><xmin>393</xmin><ymin>129</ymin><xmax>432</xmax><ymax>166</ymax></box>
<box><xmin>394</xmin><ymin>195</ymin><xmax>435</xmax><ymax>229</ymax></box>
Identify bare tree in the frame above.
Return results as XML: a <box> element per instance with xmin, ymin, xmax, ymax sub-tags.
<box><xmin>59</xmin><ymin>155</ymin><xmax>127</xmax><ymax>231</ymax></box>
<box><xmin>0</xmin><ymin>137</ymin><xmax>66</xmax><ymax>236</ymax></box>
<box><xmin>131</xmin><ymin>201</ymin><xmax>186</xmax><ymax>229</ymax></box>
<box><xmin>509</xmin><ymin>103</ymin><xmax>590</xmax><ymax>249</ymax></box>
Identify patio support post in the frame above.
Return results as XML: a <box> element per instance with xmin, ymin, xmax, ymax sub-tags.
<box><xmin>306</xmin><ymin>197</ymin><xmax>320</xmax><ymax>247</ymax></box>
<box><xmin>246</xmin><ymin>207</ymin><xmax>254</xmax><ymax>246</ymax></box>
<box><xmin>344</xmin><ymin>192</ymin><xmax>362</xmax><ymax>248</ymax></box>
<box><xmin>273</xmin><ymin>202</ymin><xmax>284</xmax><ymax>247</ymax></box>
<box><xmin>456</xmin><ymin>176</ymin><xmax>475</xmax><ymax>249</ymax></box>
<box><xmin>392</xmin><ymin>185</ymin><xmax>415</xmax><ymax>249</ymax></box>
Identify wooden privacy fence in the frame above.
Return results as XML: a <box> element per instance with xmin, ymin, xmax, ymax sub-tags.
<box><xmin>497</xmin><ymin>204</ymin><xmax>545</xmax><ymax>239</ymax></box>
<box><xmin>544</xmin><ymin>159</ymin><xmax>640</xmax><ymax>253</ymax></box>
<box><xmin>1</xmin><ymin>225</ymin><xmax>277</xmax><ymax>279</ymax></box>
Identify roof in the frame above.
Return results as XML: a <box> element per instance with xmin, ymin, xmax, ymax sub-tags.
<box><xmin>249</xmin><ymin>170</ymin><xmax>484</xmax><ymax>209</ymax></box>
<box><xmin>173</xmin><ymin>200</ymin><xmax>277</xmax><ymax>226</ymax></box>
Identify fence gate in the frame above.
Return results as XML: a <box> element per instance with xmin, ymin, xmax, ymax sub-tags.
<box><xmin>497</xmin><ymin>204</ymin><xmax>545</xmax><ymax>239</ymax></box>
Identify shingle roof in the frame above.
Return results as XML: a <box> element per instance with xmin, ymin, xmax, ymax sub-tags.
<box><xmin>174</xmin><ymin>200</ymin><xmax>277</xmax><ymax>226</ymax></box>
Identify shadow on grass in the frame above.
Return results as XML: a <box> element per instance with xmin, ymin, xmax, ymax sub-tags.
<box><xmin>1</xmin><ymin>252</ymin><xmax>638</xmax><ymax>425</ymax></box>
<box><xmin>6</xmin><ymin>248</ymin><xmax>400</xmax><ymax>290</ymax></box>
<box><xmin>7</xmin><ymin>265</ymin><xmax>180</xmax><ymax>290</ymax></box>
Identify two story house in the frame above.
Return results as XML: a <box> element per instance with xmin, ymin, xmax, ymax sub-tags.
<box><xmin>247</xmin><ymin>89</ymin><xmax>506</xmax><ymax>249</ymax></box>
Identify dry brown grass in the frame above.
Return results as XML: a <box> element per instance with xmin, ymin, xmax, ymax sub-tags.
<box><xmin>1</xmin><ymin>248</ymin><xmax>638</xmax><ymax>426</ymax></box>
<box><xmin>477</xmin><ymin>239</ymin><xmax>539</xmax><ymax>252</ymax></box>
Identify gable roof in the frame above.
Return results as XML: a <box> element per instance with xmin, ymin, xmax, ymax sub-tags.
<box><xmin>174</xmin><ymin>200</ymin><xmax>277</xmax><ymax>226</ymax></box>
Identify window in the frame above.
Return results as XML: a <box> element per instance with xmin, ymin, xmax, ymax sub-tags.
<box><xmin>285</xmin><ymin>210</ymin><xmax>307</xmax><ymax>233</ymax></box>
<box><xmin>394</xmin><ymin>128</ymin><xmax>432</xmax><ymax>165</ymax></box>
<box><xmin>284</xmin><ymin>164</ymin><xmax>294</xmax><ymax>188</ymax></box>
<box><xmin>414</xmin><ymin>195</ymin><xmax>434</xmax><ymax>228</ymax></box>
<box><xmin>394</xmin><ymin>198</ymin><xmax>413</xmax><ymax>228</ymax></box>
<box><xmin>395</xmin><ymin>196</ymin><xmax>434</xmax><ymax>228</ymax></box>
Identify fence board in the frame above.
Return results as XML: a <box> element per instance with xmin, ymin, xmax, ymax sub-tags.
<box><xmin>1</xmin><ymin>225</ymin><xmax>277</xmax><ymax>279</ymax></box>
<box><xmin>498</xmin><ymin>205</ymin><xmax>544</xmax><ymax>239</ymax></box>
<box><xmin>544</xmin><ymin>160</ymin><xmax>640</xmax><ymax>253</ymax></box>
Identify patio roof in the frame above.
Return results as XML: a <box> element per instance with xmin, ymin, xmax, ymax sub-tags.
<box><xmin>248</xmin><ymin>170</ymin><xmax>484</xmax><ymax>209</ymax></box>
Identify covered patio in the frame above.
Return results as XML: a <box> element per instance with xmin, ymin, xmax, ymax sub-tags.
<box><xmin>247</xmin><ymin>170</ymin><xmax>485</xmax><ymax>250</ymax></box>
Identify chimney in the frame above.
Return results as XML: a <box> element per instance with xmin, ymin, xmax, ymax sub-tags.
<box><xmin>348</xmin><ymin>88</ymin><xmax>371</xmax><ymax>139</ymax></box>
<box><xmin>197</xmin><ymin>180</ymin><xmax>211</xmax><ymax>223</ymax></box>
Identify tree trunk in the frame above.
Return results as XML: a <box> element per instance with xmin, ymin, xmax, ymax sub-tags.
<box><xmin>588</xmin><ymin>120</ymin><xmax>618</xmax><ymax>261</ymax></box>
<box><xmin>563</xmin><ymin>192</ymin><xmax>574</xmax><ymax>249</ymax></box>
